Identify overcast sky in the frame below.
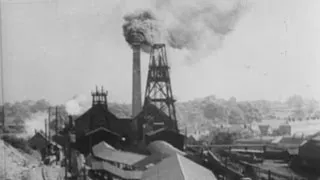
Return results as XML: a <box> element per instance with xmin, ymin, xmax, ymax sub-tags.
<box><xmin>1</xmin><ymin>0</ymin><xmax>320</xmax><ymax>105</ymax></box>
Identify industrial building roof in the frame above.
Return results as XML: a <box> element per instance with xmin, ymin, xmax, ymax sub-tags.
<box><xmin>85</xmin><ymin>127</ymin><xmax>120</xmax><ymax>137</ymax></box>
<box><xmin>147</xmin><ymin>140</ymin><xmax>186</xmax><ymax>156</ymax></box>
<box><xmin>299</xmin><ymin>134</ymin><xmax>320</xmax><ymax>159</ymax></box>
<box><xmin>141</xmin><ymin>153</ymin><xmax>217</xmax><ymax>180</ymax></box>
<box><xmin>92</xmin><ymin>141</ymin><xmax>146</xmax><ymax>165</ymax></box>
<box><xmin>75</xmin><ymin>104</ymin><xmax>133</xmax><ymax>137</ymax></box>
<box><xmin>133</xmin><ymin>153</ymin><xmax>169</xmax><ymax>170</ymax></box>
<box><xmin>28</xmin><ymin>131</ymin><xmax>62</xmax><ymax>149</ymax></box>
<box><xmin>91</xmin><ymin>157</ymin><xmax>144</xmax><ymax>179</ymax></box>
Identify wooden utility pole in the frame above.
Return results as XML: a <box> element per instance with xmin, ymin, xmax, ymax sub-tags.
<box><xmin>48</xmin><ymin>107</ymin><xmax>51</xmax><ymax>141</ymax></box>
<box><xmin>0</xmin><ymin>0</ymin><xmax>5</xmax><ymax>133</ymax></box>
<box><xmin>55</xmin><ymin>106</ymin><xmax>58</xmax><ymax>136</ymax></box>
<box><xmin>45</xmin><ymin>118</ymin><xmax>48</xmax><ymax>153</ymax></box>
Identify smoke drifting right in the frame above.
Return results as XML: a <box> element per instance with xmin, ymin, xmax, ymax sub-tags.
<box><xmin>122</xmin><ymin>0</ymin><xmax>246</xmax><ymax>57</ymax></box>
<box><xmin>122</xmin><ymin>10</ymin><xmax>161</xmax><ymax>53</ymax></box>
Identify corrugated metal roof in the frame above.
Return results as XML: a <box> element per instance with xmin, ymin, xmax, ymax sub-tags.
<box><xmin>141</xmin><ymin>153</ymin><xmax>217</xmax><ymax>180</ymax></box>
<box><xmin>92</xmin><ymin>141</ymin><xmax>146</xmax><ymax>165</ymax></box>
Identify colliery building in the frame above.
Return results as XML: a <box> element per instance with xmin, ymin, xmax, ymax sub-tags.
<box><xmin>71</xmin><ymin>86</ymin><xmax>184</xmax><ymax>156</ymax></box>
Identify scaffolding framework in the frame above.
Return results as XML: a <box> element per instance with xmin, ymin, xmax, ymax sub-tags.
<box><xmin>144</xmin><ymin>44</ymin><xmax>178</xmax><ymax>132</ymax></box>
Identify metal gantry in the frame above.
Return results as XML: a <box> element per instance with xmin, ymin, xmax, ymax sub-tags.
<box><xmin>144</xmin><ymin>44</ymin><xmax>178</xmax><ymax>132</ymax></box>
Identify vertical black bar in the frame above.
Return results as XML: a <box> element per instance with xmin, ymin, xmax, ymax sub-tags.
<box><xmin>268</xmin><ymin>170</ymin><xmax>271</xmax><ymax>180</ymax></box>
<box><xmin>55</xmin><ymin>106</ymin><xmax>58</xmax><ymax>165</ymax></box>
<box><xmin>64</xmin><ymin>139</ymin><xmax>67</xmax><ymax>180</ymax></box>
<box><xmin>48</xmin><ymin>107</ymin><xmax>51</xmax><ymax>141</ymax></box>
<box><xmin>45</xmin><ymin>118</ymin><xmax>48</xmax><ymax>156</ymax></box>
<box><xmin>55</xmin><ymin>106</ymin><xmax>58</xmax><ymax>136</ymax></box>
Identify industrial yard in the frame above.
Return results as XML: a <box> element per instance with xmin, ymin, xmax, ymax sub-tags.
<box><xmin>2</xmin><ymin>41</ymin><xmax>320</xmax><ymax>179</ymax></box>
<box><xmin>1</xmin><ymin>0</ymin><xmax>320</xmax><ymax>180</ymax></box>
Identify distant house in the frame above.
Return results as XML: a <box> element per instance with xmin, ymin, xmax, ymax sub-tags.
<box><xmin>28</xmin><ymin>131</ymin><xmax>62</xmax><ymax>160</ymax></box>
<box><xmin>28</xmin><ymin>131</ymin><xmax>61</xmax><ymax>151</ymax></box>
<box><xmin>277</xmin><ymin>124</ymin><xmax>291</xmax><ymax>135</ymax></box>
<box><xmin>258</xmin><ymin>125</ymin><xmax>271</xmax><ymax>136</ymax></box>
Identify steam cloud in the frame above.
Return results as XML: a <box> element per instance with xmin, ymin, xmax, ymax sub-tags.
<box><xmin>65</xmin><ymin>94</ymin><xmax>89</xmax><ymax>116</ymax></box>
<box><xmin>122</xmin><ymin>0</ymin><xmax>247</xmax><ymax>60</ymax></box>
<box><xmin>24</xmin><ymin>112</ymin><xmax>47</xmax><ymax>137</ymax></box>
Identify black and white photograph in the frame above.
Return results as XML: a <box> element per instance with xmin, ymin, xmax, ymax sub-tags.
<box><xmin>0</xmin><ymin>0</ymin><xmax>319</xmax><ymax>179</ymax></box>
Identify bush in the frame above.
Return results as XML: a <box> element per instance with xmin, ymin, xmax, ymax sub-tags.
<box><xmin>1</xmin><ymin>135</ymin><xmax>32</xmax><ymax>154</ymax></box>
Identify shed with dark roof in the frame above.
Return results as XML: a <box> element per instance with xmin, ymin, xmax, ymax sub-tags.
<box><xmin>299</xmin><ymin>134</ymin><xmax>320</xmax><ymax>170</ymax></box>
<box><xmin>28</xmin><ymin>131</ymin><xmax>62</xmax><ymax>151</ymax></box>
<box><xmin>75</xmin><ymin>104</ymin><xmax>132</xmax><ymax>137</ymax></box>
<box><xmin>75</xmin><ymin>127</ymin><xmax>122</xmax><ymax>154</ymax></box>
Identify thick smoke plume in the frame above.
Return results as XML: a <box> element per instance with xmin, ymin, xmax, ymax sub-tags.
<box><xmin>123</xmin><ymin>10</ymin><xmax>165</xmax><ymax>53</ymax></box>
<box><xmin>122</xmin><ymin>0</ymin><xmax>247</xmax><ymax>60</ymax></box>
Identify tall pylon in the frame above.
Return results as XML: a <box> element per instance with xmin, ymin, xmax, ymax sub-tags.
<box><xmin>144</xmin><ymin>44</ymin><xmax>178</xmax><ymax>132</ymax></box>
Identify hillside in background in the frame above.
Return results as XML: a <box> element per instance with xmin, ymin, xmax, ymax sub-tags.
<box><xmin>1</xmin><ymin>95</ymin><xmax>320</xmax><ymax>135</ymax></box>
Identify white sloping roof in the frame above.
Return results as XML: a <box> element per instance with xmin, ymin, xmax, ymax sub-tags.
<box><xmin>141</xmin><ymin>153</ymin><xmax>217</xmax><ymax>180</ymax></box>
<box><xmin>92</xmin><ymin>141</ymin><xmax>146</xmax><ymax>165</ymax></box>
<box><xmin>147</xmin><ymin>141</ymin><xmax>186</xmax><ymax>156</ymax></box>
<box><xmin>133</xmin><ymin>153</ymin><xmax>169</xmax><ymax>170</ymax></box>
<box><xmin>93</xmin><ymin>141</ymin><xmax>115</xmax><ymax>151</ymax></box>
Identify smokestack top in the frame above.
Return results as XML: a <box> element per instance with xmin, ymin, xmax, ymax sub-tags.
<box><xmin>126</xmin><ymin>31</ymin><xmax>146</xmax><ymax>46</ymax></box>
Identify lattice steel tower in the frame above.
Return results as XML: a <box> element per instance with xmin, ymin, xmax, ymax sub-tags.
<box><xmin>144</xmin><ymin>44</ymin><xmax>178</xmax><ymax>132</ymax></box>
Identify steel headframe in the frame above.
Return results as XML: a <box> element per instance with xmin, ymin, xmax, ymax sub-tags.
<box><xmin>144</xmin><ymin>44</ymin><xmax>178</xmax><ymax>132</ymax></box>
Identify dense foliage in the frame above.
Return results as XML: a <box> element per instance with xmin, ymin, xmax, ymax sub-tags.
<box><xmin>1</xmin><ymin>94</ymin><xmax>319</xmax><ymax>135</ymax></box>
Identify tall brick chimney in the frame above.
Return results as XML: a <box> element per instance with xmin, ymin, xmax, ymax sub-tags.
<box><xmin>128</xmin><ymin>32</ymin><xmax>145</xmax><ymax>118</ymax></box>
<box><xmin>132</xmin><ymin>43</ymin><xmax>142</xmax><ymax>118</ymax></box>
